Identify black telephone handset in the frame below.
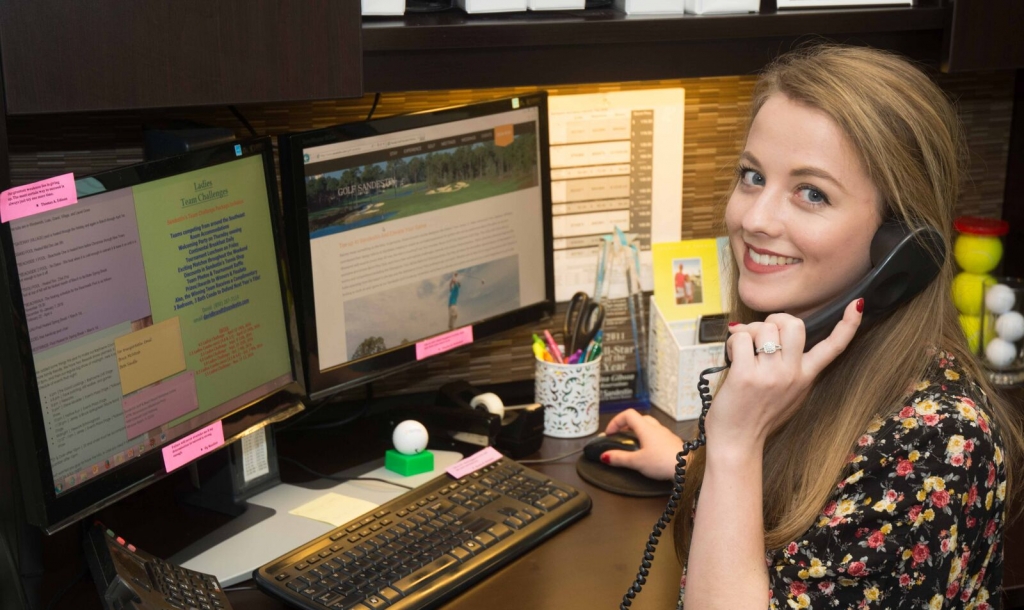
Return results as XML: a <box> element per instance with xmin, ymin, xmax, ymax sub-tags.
<box><xmin>801</xmin><ymin>220</ymin><xmax>945</xmax><ymax>350</ymax></box>
<box><xmin>619</xmin><ymin>220</ymin><xmax>946</xmax><ymax>610</ymax></box>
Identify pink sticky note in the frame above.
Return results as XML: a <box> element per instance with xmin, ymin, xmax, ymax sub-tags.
<box><xmin>0</xmin><ymin>173</ymin><xmax>78</xmax><ymax>223</ymax></box>
<box><xmin>161</xmin><ymin>420</ymin><xmax>225</xmax><ymax>473</ymax></box>
<box><xmin>446</xmin><ymin>446</ymin><xmax>503</xmax><ymax>479</ymax></box>
<box><xmin>416</xmin><ymin>326</ymin><xmax>473</xmax><ymax>360</ymax></box>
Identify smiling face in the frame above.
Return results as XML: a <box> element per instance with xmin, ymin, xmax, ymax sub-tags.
<box><xmin>725</xmin><ymin>94</ymin><xmax>884</xmax><ymax>318</ymax></box>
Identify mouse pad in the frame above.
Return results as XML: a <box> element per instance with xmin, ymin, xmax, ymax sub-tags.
<box><xmin>575</xmin><ymin>455</ymin><xmax>673</xmax><ymax>497</ymax></box>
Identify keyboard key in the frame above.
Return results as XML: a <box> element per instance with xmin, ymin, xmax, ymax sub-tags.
<box><xmin>379</xmin><ymin>586</ymin><xmax>402</xmax><ymax>603</ymax></box>
<box><xmin>503</xmin><ymin>516</ymin><xmax>524</xmax><ymax>529</ymax></box>
<box><xmin>533</xmin><ymin>495</ymin><xmax>561</xmax><ymax>511</ymax></box>
<box><xmin>391</xmin><ymin>555</ymin><xmax>459</xmax><ymax>594</ymax></box>
<box><xmin>473</xmin><ymin>532</ymin><xmax>496</xmax><ymax>547</ymax></box>
<box><xmin>315</xmin><ymin>590</ymin><xmax>342</xmax><ymax>606</ymax></box>
<box><xmin>331</xmin><ymin>593</ymin><xmax>365</xmax><ymax>608</ymax></box>
<box><xmin>364</xmin><ymin>594</ymin><xmax>390</xmax><ymax>609</ymax></box>
<box><xmin>487</xmin><ymin>524</ymin><xmax>513</xmax><ymax>539</ymax></box>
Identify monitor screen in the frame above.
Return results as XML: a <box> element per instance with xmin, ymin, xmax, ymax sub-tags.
<box><xmin>0</xmin><ymin>139</ymin><xmax>303</xmax><ymax>532</ymax></box>
<box><xmin>279</xmin><ymin>94</ymin><xmax>554</xmax><ymax>401</ymax></box>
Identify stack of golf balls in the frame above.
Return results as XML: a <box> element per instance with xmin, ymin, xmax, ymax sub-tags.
<box><xmin>983</xmin><ymin>283</ymin><xmax>1024</xmax><ymax>369</ymax></box>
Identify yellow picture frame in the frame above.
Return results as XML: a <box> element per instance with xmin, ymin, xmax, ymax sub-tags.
<box><xmin>653</xmin><ymin>239</ymin><xmax>724</xmax><ymax>321</ymax></box>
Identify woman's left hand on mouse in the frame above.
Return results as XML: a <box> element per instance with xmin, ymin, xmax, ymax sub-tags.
<box><xmin>602</xmin><ymin>408</ymin><xmax>685</xmax><ymax>480</ymax></box>
<box><xmin>710</xmin><ymin>300</ymin><xmax>863</xmax><ymax>453</ymax></box>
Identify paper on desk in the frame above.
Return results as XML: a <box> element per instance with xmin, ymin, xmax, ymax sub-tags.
<box><xmin>548</xmin><ymin>89</ymin><xmax>684</xmax><ymax>302</ymax></box>
<box><xmin>290</xmin><ymin>493</ymin><xmax>379</xmax><ymax>528</ymax></box>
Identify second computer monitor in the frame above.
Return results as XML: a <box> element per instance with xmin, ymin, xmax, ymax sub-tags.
<box><xmin>279</xmin><ymin>94</ymin><xmax>554</xmax><ymax>401</ymax></box>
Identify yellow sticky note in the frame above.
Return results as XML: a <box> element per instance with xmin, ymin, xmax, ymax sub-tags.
<box><xmin>290</xmin><ymin>493</ymin><xmax>379</xmax><ymax>528</ymax></box>
<box><xmin>115</xmin><ymin>317</ymin><xmax>186</xmax><ymax>395</ymax></box>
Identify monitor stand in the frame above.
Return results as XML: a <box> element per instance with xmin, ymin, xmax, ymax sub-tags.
<box><xmin>169</xmin><ymin>448</ymin><xmax>463</xmax><ymax>586</ymax></box>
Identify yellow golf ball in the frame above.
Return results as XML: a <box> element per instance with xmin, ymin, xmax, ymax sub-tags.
<box><xmin>952</xmin><ymin>272</ymin><xmax>993</xmax><ymax>316</ymax></box>
<box><xmin>954</xmin><ymin>235</ymin><xmax>1002</xmax><ymax>274</ymax></box>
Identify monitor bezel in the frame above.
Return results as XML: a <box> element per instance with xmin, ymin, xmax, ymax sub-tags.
<box><xmin>279</xmin><ymin>94</ymin><xmax>555</xmax><ymax>402</ymax></box>
<box><xmin>0</xmin><ymin>138</ymin><xmax>306</xmax><ymax>533</ymax></box>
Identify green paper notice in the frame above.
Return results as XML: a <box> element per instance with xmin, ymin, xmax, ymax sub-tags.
<box><xmin>132</xmin><ymin>156</ymin><xmax>290</xmax><ymax>418</ymax></box>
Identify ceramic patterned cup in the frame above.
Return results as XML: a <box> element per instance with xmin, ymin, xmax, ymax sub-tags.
<box><xmin>534</xmin><ymin>355</ymin><xmax>601</xmax><ymax>438</ymax></box>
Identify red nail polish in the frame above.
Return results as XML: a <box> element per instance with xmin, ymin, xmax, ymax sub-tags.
<box><xmin>856</xmin><ymin>298</ymin><xmax>864</xmax><ymax>313</ymax></box>
<box><xmin>600</xmin><ymin>453</ymin><xmax>611</xmax><ymax>465</ymax></box>
<box><xmin>728</xmin><ymin>322</ymin><xmax>740</xmax><ymax>327</ymax></box>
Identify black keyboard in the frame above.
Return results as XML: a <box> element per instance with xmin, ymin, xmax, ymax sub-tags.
<box><xmin>254</xmin><ymin>457</ymin><xmax>591</xmax><ymax>609</ymax></box>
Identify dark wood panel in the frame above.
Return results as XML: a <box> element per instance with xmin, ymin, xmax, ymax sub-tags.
<box><xmin>365</xmin><ymin>29</ymin><xmax>945</xmax><ymax>92</ymax></box>
<box><xmin>1003</xmin><ymin>70</ymin><xmax>1024</xmax><ymax>278</ymax></box>
<box><xmin>0</xmin><ymin>0</ymin><xmax>362</xmax><ymax>114</ymax></box>
<box><xmin>944</xmin><ymin>0</ymin><xmax>1024</xmax><ymax>72</ymax></box>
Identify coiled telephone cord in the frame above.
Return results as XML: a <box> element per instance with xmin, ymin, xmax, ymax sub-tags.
<box><xmin>620</xmin><ymin>364</ymin><xmax>729</xmax><ymax>609</ymax></box>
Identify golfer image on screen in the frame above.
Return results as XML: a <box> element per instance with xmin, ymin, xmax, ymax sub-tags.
<box><xmin>448</xmin><ymin>271</ymin><xmax>461</xmax><ymax>330</ymax></box>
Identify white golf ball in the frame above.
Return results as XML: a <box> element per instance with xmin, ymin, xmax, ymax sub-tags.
<box><xmin>995</xmin><ymin>311</ymin><xmax>1024</xmax><ymax>342</ymax></box>
<box><xmin>985</xmin><ymin>337</ymin><xmax>1018</xmax><ymax>369</ymax></box>
<box><xmin>985</xmin><ymin>284</ymin><xmax>1016</xmax><ymax>314</ymax></box>
<box><xmin>392</xmin><ymin>420</ymin><xmax>429</xmax><ymax>455</ymax></box>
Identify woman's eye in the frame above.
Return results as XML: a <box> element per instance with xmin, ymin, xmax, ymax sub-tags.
<box><xmin>798</xmin><ymin>186</ymin><xmax>829</xmax><ymax>205</ymax></box>
<box><xmin>739</xmin><ymin>168</ymin><xmax>765</xmax><ymax>187</ymax></box>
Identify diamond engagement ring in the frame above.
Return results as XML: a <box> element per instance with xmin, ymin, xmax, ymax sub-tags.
<box><xmin>755</xmin><ymin>341</ymin><xmax>782</xmax><ymax>354</ymax></box>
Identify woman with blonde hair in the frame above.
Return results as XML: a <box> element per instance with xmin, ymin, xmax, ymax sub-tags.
<box><xmin>603</xmin><ymin>44</ymin><xmax>1023</xmax><ymax>608</ymax></box>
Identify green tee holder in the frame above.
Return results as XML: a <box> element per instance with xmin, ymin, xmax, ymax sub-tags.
<box><xmin>385</xmin><ymin>449</ymin><xmax>434</xmax><ymax>476</ymax></box>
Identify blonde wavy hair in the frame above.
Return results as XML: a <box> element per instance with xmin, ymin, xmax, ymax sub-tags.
<box><xmin>675</xmin><ymin>44</ymin><xmax>1024</xmax><ymax>561</ymax></box>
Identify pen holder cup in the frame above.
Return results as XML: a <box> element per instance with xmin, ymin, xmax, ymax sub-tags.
<box><xmin>534</xmin><ymin>355</ymin><xmax>602</xmax><ymax>438</ymax></box>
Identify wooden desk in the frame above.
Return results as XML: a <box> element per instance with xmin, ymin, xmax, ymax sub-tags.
<box><xmin>42</xmin><ymin>409</ymin><xmax>695</xmax><ymax>610</ymax></box>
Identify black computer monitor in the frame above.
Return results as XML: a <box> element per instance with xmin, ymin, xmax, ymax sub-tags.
<box><xmin>278</xmin><ymin>94</ymin><xmax>554</xmax><ymax>402</ymax></box>
<box><xmin>0</xmin><ymin>138</ymin><xmax>304</xmax><ymax>533</ymax></box>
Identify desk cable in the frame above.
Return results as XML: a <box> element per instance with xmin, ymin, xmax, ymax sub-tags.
<box><xmin>44</xmin><ymin>566</ymin><xmax>87</xmax><ymax>610</ymax></box>
<box><xmin>228</xmin><ymin>105</ymin><xmax>258</xmax><ymax>137</ymax></box>
<box><xmin>518</xmin><ymin>448</ymin><xmax>584</xmax><ymax>465</ymax></box>
<box><xmin>620</xmin><ymin>364</ymin><xmax>729</xmax><ymax>609</ymax></box>
<box><xmin>278</xmin><ymin>457</ymin><xmax>414</xmax><ymax>491</ymax></box>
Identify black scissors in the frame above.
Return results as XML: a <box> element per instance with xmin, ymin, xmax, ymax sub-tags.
<box><xmin>563</xmin><ymin>291</ymin><xmax>605</xmax><ymax>356</ymax></box>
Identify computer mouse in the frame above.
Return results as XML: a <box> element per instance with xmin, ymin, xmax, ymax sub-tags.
<box><xmin>583</xmin><ymin>432</ymin><xmax>641</xmax><ymax>463</ymax></box>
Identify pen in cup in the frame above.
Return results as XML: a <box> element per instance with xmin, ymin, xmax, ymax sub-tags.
<box><xmin>584</xmin><ymin>330</ymin><xmax>603</xmax><ymax>363</ymax></box>
<box><xmin>542</xmin><ymin>329</ymin><xmax>565</xmax><ymax>364</ymax></box>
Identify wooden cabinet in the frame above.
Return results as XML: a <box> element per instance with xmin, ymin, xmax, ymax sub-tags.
<box><xmin>0</xmin><ymin>0</ymin><xmax>362</xmax><ymax>114</ymax></box>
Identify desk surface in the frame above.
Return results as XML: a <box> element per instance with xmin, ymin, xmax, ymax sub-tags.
<box><xmin>43</xmin><ymin>408</ymin><xmax>696</xmax><ymax>610</ymax></box>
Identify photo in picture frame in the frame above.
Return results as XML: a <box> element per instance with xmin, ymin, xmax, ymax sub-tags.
<box><xmin>652</xmin><ymin>239</ymin><xmax>724</xmax><ymax>322</ymax></box>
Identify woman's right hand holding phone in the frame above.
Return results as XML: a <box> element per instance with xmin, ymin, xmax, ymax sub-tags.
<box><xmin>708</xmin><ymin>299</ymin><xmax>863</xmax><ymax>454</ymax></box>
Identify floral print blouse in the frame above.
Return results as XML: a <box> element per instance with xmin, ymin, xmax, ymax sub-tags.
<box><xmin>680</xmin><ymin>352</ymin><xmax>1007</xmax><ymax>609</ymax></box>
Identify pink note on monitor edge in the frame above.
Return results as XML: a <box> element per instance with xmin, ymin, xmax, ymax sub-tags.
<box><xmin>0</xmin><ymin>173</ymin><xmax>78</xmax><ymax>224</ymax></box>
<box><xmin>416</xmin><ymin>326</ymin><xmax>473</xmax><ymax>360</ymax></box>
<box><xmin>161</xmin><ymin>420</ymin><xmax>225</xmax><ymax>473</ymax></box>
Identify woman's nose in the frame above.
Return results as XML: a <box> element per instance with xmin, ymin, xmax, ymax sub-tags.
<box><xmin>741</xmin><ymin>189</ymin><xmax>785</xmax><ymax>237</ymax></box>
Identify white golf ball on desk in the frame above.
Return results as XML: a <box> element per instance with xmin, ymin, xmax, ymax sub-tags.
<box><xmin>393</xmin><ymin>420</ymin><xmax>429</xmax><ymax>455</ymax></box>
